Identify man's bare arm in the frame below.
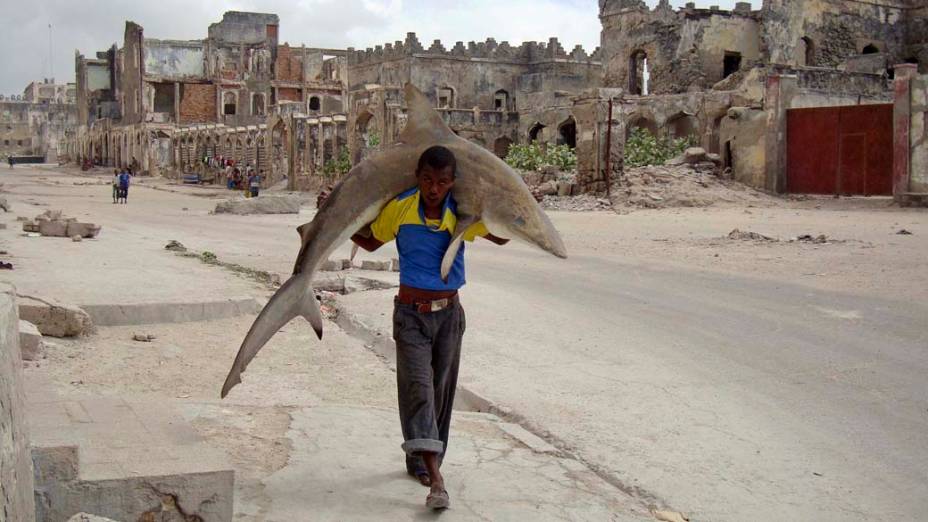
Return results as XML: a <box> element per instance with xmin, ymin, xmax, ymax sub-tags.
<box><xmin>351</xmin><ymin>233</ymin><xmax>384</xmax><ymax>252</ymax></box>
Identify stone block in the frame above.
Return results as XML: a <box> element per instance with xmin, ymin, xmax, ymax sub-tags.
<box><xmin>361</xmin><ymin>260</ymin><xmax>391</xmax><ymax>271</ymax></box>
<box><xmin>391</xmin><ymin>258</ymin><xmax>401</xmax><ymax>272</ymax></box>
<box><xmin>19</xmin><ymin>319</ymin><xmax>43</xmax><ymax>361</ymax></box>
<box><xmin>22</xmin><ymin>221</ymin><xmax>39</xmax><ymax>232</ymax></box>
<box><xmin>320</xmin><ymin>259</ymin><xmax>341</xmax><ymax>272</ymax></box>
<box><xmin>66</xmin><ymin>222</ymin><xmax>101</xmax><ymax>238</ymax></box>
<box><xmin>538</xmin><ymin>180</ymin><xmax>558</xmax><ymax>196</ymax></box>
<box><xmin>684</xmin><ymin>147</ymin><xmax>708</xmax><ymax>164</ymax></box>
<box><xmin>32</xmin><ymin>445</ymin><xmax>80</xmax><ymax>483</ymax></box>
<box><xmin>38</xmin><ymin>219</ymin><xmax>69</xmax><ymax>237</ymax></box>
<box><xmin>556</xmin><ymin>181</ymin><xmax>573</xmax><ymax>197</ymax></box>
<box><xmin>18</xmin><ymin>296</ymin><xmax>94</xmax><ymax>337</ymax></box>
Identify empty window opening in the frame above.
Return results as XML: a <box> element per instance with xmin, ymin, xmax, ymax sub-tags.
<box><xmin>223</xmin><ymin>92</ymin><xmax>237</xmax><ymax>116</ymax></box>
<box><xmin>862</xmin><ymin>44</ymin><xmax>879</xmax><ymax>55</ymax></box>
<box><xmin>709</xmin><ymin>115</ymin><xmax>724</xmax><ymax>154</ymax></box>
<box><xmin>529</xmin><ymin>123</ymin><xmax>545</xmax><ymax>142</ymax></box>
<box><xmin>723</xmin><ymin>52</ymin><xmax>742</xmax><ymax>79</ymax></box>
<box><xmin>626</xmin><ymin>118</ymin><xmax>658</xmax><ymax>141</ymax></box>
<box><xmin>252</xmin><ymin>94</ymin><xmax>266</xmax><ymax>116</ymax></box>
<box><xmin>438</xmin><ymin>87</ymin><xmax>455</xmax><ymax>109</ymax></box>
<box><xmin>723</xmin><ymin>140</ymin><xmax>733</xmax><ymax>169</ymax></box>
<box><xmin>309</xmin><ymin>96</ymin><xmax>321</xmax><ymax>111</ymax></box>
<box><xmin>153</xmin><ymin>83</ymin><xmax>175</xmax><ymax>114</ymax></box>
<box><xmin>629</xmin><ymin>50</ymin><xmax>649</xmax><ymax>95</ymax></box>
<box><xmin>494</xmin><ymin>90</ymin><xmax>509</xmax><ymax>111</ymax></box>
<box><xmin>557</xmin><ymin>117</ymin><xmax>577</xmax><ymax>149</ymax></box>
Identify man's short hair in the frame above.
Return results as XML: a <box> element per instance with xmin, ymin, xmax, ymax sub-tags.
<box><xmin>417</xmin><ymin>145</ymin><xmax>457</xmax><ymax>177</ymax></box>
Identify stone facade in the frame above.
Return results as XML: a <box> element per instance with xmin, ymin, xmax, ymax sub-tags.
<box><xmin>1</xmin><ymin>80</ymin><xmax>77</xmax><ymax>162</ymax></box>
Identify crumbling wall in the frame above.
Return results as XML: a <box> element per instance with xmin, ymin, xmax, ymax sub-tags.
<box><xmin>0</xmin><ymin>283</ymin><xmax>35</xmax><ymax>522</ymax></box>
<box><xmin>121</xmin><ymin>22</ymin><xmax>145</xmax><ymax>125</ymax></box>
<box><xmin>721</xmin><ymin>106</ymin><xmax>766</xmax><ymax>188</ymax></box>
<box><xmin>910</xmin><ymin>74</ymin><xmax>928</xmax><ymax>192</ymax></box>
<box><xmin>144</xmin><ymin>41</ymin><xmax>205</xmax><ymax>78</ymax></box>
<box><xmin>178</xmin><ymin>83</ymin><xmax>216</xmax><ymax>124</ymax></box>
<box><xmin>275</xmin><ymin>45</ymin><xmax>304</xmax><ymax>82</ymax></box>
<box><xmin>207</xmin><ymin>11</ymin><xmax>279</xmax><ymax>45</ymax></box>
<box><xmin>600</xmin><ymin>1</ymin><xmax>760</xmax><ymax>94</ymax></box>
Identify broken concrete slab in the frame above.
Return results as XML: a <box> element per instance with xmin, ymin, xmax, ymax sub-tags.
<box><xmin>80</xmin><ymin>297</ymin><xmax>263</xmax><ymax>327</ymax></box>
<box><xmin>66</xmin><ymin>221</ymin><xmax>101</xmax><ymax>238</ymax></box>
<box><xmin>38</xmin><ymin>218</ymin><xmax>69</xmax><ymax>237</ymax></box>
<box><xmin>19</xmin><ymin>319</ymin><xmax>44</xmax><ymax>361</ymax></box>
<box><xmin>360</xmin><ymin>260</ymin><xmax>392</xmax><ymax>271</ymax></box>
<box><xmin>214</xmin><ymin>195</ymin><xmax>301</xmax><ymax>215</ymax></box>
<box><xmin>18</xmin><ymin>296</ymin><xmax>94</xmax><ymax>337</ymax></box>
<box><xmin>26</xmin><ymin>378</ymin><xmax>234</xmax><ymax>522</ymax></box>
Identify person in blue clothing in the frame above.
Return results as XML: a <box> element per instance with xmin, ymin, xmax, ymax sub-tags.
<box><xmin>348</xmin><ymin>145</ymin><xmax>509</xmax><ymax>510</ymax></box>
<box><xmin>117</xmin><ymin>168</ymin><xmax>131</xmax><ymax>204</ymax></box>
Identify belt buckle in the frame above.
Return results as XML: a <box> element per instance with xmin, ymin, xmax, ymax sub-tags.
<box><xmin>430</xmin><ymin>298</ymin><xmax>448</xmax><ymax>312</ymax></box>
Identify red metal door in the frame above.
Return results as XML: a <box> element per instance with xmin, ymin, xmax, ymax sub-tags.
<box><xmin>787</xmin><ymin>104</ymin><xmax>893</xmax><ymax>195</ymax></box>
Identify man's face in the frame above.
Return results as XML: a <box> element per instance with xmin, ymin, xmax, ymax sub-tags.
<box><xmin>417</xmin><ymin>164</ymin><xmax>455</xmax><ymax>208</ymax></box>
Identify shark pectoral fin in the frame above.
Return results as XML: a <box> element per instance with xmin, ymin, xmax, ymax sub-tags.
<box><xmin>220</xmin><ymin>273</ymin><xmax>322</xmax><ymax>399</ymax></box>
<box><xmin>440</xmin><ymin>215</ymin><xmax>478</xmax><ymax>282</ymax></box>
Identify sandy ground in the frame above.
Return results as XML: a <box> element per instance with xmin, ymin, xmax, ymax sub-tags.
<box><xmin>3</xmin><ymin>164</ymin><xmax>927</xmax><ymax>521</ymax></box>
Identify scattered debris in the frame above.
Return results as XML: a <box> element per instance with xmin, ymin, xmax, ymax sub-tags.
<box><xmin>0</xmin><ymin>261</ymin><xmax>12</xmax><ymax>270</ymax></box>
<box><xmin>21</xmin><ymin>209</ymin><xmax>101</xmax><ymax>238</ymax></box>
<box><xmin>653</xmin><ymin>510</ymin><xmax>689</xmax><ymax>522</ymax></box>
<box><xmin>610</xmin><ymin>164</ymin><xmax>776</xmax><ymax>211</ymax></box>
<box><xmin>897</xmin><ymin>229</ymin><xmax>913</xmax><ymax>235</ymax></box>
<box><xmin>320</xmin><ymin>259</ymin><xmax>352</xmax><ymax>272</ymax></box>
<box><xmin>71</xmin><ymin>235</ymin><xmax>82</xmax><ymax>242</ymax></box>
<box><xmin>164</xmin><ymin>240</ymin><xmax>187</xmax><ymax>252</ymax></box>
<box><xmin>794</xmin><ymin>234</ymin><xmax>830</xmax><ymax>244</ymax></box>
<box><xmin>132</xmin><ymin>334</ymin><xmax>156</xmax><ymax>342</ymax></box>
<box><xmin>214</xmin><ymin>195</ymin><xmax>301</xmax><ymax>215</ymax></box>
<box><xmin>540</xmin><ymin>194</ymin><xmax>612</xmax><ymax>212</ymax></box>
<box><xmin>727</xmin><ymin>229</ymin><xmax>777</xmax><ymax>242</ymax></box>
<box><xmin>0</xmin><ymin>196</ymin><xmax>9</xmax><ymax>212</ymax></box>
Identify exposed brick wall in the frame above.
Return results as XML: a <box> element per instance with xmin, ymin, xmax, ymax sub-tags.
<box><xmin>275</xmin><ymin>45</ymin><xmax>303</xmax><ymax>82</ymax></box>
<box><xmin>179</xmin><ymin>83</ymin><xmax>217</xmax><ymax>124</ymax></box>
<box><xmin>278</xmin><ymin>87</ymin><xmax>302</xmax><ymax>102</ymax></box>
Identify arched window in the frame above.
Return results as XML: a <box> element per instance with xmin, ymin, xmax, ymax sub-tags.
<box><xmin>557</xmin><ymin>117</ymin><xmax>576</xmax><ymax>149</ymax></box>
<box><xmin>494</xmin><ymin>90</ymin><xmax>509</xmax><ymax>111</ymax></box>
<box><xmin>629</xmin><ymin>50</ymin><xmax>649</xmax><ymax>95</ymax></box>
<box><xmin>309</xmin><ymin>96</ymin><xmax>321</xmax><ymax>111</ymax></box>
<box><xmin>223</xmin><ymin>91</ymin><xmax>237</xmax><ymax>116</ymax></box>
<box><xmin>800</xmin><ymin>37</ymin><xmax>815</xmax><ymax>66</ymax></box>
<box><xmin>862</xmin><ymin>44</ymin><xmax>879</xmax><ymax>55</ymax></box>
<box><xmin>528</xmin><ymin>123</ymin><xmax>545</xmax><ymax>142</ymax></box>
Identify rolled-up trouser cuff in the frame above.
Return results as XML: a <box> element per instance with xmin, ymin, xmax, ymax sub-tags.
<box><xmin>402</xmin><ymin>438</ymin><xmax>444</xmax><ymax>456</ymax></box>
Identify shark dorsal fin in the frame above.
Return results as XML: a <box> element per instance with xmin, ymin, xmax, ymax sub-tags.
<box><xmin>399</xmin><ymin>83</ymin><xmax>455</xmax><ymax>144</ymax></box>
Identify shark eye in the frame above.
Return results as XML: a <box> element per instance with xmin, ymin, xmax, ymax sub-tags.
<box><xmin>513</xmin><ymin>216</ymin><xmax>526</xmax><ymax>227</ymax></box>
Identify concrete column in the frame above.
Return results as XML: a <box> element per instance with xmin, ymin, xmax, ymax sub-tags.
<box><xmin>893</xmin><ymin>64</ymin><xmax>918</xmax><ymax>200</ymax></box>
<box><xmin>174</xmin><ymin>82</ymin><xmax>181</xmax><ymax>123</ymax></box>
<box><xmin>764</xmin><ymin>74</ymin><xmax>798</xmax><ymax>194</ymax></box>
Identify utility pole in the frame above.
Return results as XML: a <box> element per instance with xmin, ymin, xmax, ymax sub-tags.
<box><xmin>48</xmin><ymin>23</ymin><xmax>54</xmax><ymax>81</ymax></box>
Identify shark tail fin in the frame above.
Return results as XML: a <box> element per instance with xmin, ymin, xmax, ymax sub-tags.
<box><xmin>221</xmin><ymin>273</ymin><xmax>322</xmax><ymax>398</ymax></box>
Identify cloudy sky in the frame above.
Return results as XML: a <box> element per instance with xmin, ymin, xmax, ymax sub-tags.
<box><xmin>0</xmin><ymin>0</ymin><xmax>738</xmax><ymax>95</ymax></box>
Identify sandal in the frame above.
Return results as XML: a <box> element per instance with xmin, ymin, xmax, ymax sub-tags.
<box><xmin>426</xmin><ymin>489</ymin><xmax>450</xmax><ymax>510</ymax></box>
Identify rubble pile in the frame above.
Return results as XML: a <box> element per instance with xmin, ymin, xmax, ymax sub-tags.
<box><xmin>21</xmin><ymin>210</ymin><xmax>101</xmax><ymax>239</ymax></box>
<box><xmin>610</xmin><ymin>163</ymin><xmax>775</xmax><ymax>210</ymax></box>
<box><xmin>540</xmin><ymin>194</ymin><xmax>613</xmax><ymax>211</ymax></box>
<box><xmin>214</xmin><ymin>195</ymin><xmax>301</xmax><ymax>215</ymax></box>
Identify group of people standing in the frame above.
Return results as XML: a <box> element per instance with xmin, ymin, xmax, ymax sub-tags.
<box><xmin>112</xmin><ymin>168</ymin><xmax>132</xmax><ymax>204</ymax></box>
<box><xmin>224</xmin><ymin>163</ymin><xmax>261</xmax><ymax>198</ymax></box>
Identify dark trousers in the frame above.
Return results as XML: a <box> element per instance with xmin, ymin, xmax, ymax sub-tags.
<box><xmin>393</xmin><ymin>299</ymin><xmax>465</xmax><ymax>476</ymax></box>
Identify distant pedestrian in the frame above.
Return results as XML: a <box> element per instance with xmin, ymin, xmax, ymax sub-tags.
<box><xmin>118</xmin><ymin>168</ymin><xmax>131</xmax><ymax>204</ymax></box>
<box><xmin>7</xmin><ymin>156</ymin><xmax>13</xmax><ymax>169</ymax></box>
<box><xmin>112</xmin><ymin>169</ymin><xmax>120</xmax><ymax>203</ymax></box>
<box><xmin>248</xmin><ymin>172</ymin><xmax>261</xmax><ymax>198</ymax></box>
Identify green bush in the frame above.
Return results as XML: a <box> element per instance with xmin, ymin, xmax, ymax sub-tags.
<box><xmin>504</xmin><ymin>142</ymin><xmax>577</xmax><ymax>172</ymax></box>
<box><xmin>624</xmin><ymin>128</ymin><xmax>697</xmax><ymax>168</ymax></box>
<box><xmin>323</xmin><ymin>148</ymin><xmax>352</xmax><ymax>178</ymax></box>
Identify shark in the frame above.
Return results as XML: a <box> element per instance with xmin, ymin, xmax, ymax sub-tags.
<box><xmin>220</xmin><ymin>83</ymin><xmax>567</xmax><ymax>398</ymax></box>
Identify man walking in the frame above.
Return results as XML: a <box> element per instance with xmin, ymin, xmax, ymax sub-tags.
<box><xmin>118</xmin><ymin>168</ymin><xmax>131</xmax><ymax>204</ymax></box>
<box><xmin>349</xmin><ymin>145</ymin><xmax>508</xmax><ymax>509</ymax></box>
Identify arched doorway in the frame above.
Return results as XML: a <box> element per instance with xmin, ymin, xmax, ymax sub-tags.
<box><xmin>862</xmin><ymin>44</ymin><xmax>879</xmax><ymax>55</ymax></box>
<box><xmin>557</xmin><ymin>117</ymin><xmax>577</xmax><ymax>148</ymax></box>
<box><xmin>666</xmin><ymin>113</ymin><xmax>698</xmax><ymax>140</ymax></box>
<box><xmin>625</xmin><ymin>117</ymin><xmax>658</xmax><ymax>140</ymax></box>
<box><xmin>529</xmin><ymin>123</ymin><xmax>545</xmax><ymax>142</ymax></box>
<box><xmin>493</xmin><ymin>136</ymin><xmax>513</xmax><ymax>158</ymax></box>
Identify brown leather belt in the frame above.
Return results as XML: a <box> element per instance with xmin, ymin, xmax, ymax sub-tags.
<box><xmin>396</xmin><ymin>292</ymin><xmax>459</xmax><ymax>314</ymax></box>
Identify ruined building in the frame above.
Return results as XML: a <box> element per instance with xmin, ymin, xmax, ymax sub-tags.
<box><xmin>1</xmin><ymin>79</ymin><xmax>77</xmax><ymax>162</ymax></box>
<box><xmin>61</xmin><ymin>1</ymin><xmax>928</xmax><ymax>200</ymax></box>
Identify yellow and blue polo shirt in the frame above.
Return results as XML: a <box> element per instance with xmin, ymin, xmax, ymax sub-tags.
<box><xmin>370</xmin><ymin>187</ymin><xmax>489</xmax><ymax>291</ymax></box>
